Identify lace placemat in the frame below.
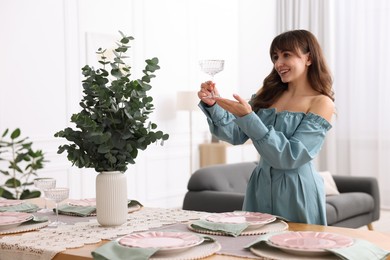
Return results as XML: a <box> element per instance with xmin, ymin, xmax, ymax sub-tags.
<box><xmin>0</xmin><ymin>208</ymin><xmax>207</xmax><ymax>260</ymax></box>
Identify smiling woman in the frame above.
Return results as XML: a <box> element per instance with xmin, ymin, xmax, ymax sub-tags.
<box><xmin>197</xmin><ymin>30</ymin><xmax>335</xmax><ymax>225</ymax></box>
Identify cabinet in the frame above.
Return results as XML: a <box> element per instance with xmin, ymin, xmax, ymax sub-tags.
<box><xmin>199</xmin><ymin>141</ymin><xmax>259</xmax><ymax>168</ymax></box>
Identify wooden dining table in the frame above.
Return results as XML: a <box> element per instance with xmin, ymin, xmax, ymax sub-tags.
<box><xmin>53</xmin><ymin>222</ymin><xmax>390</xmax><ymax>260</ymax></box>
<box><xmin>2</xmin><ymin>198</ymin><xmax>390</xmax><ymax>260</ymax></box>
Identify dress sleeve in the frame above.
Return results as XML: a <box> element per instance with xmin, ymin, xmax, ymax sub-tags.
<box><xmin>198</xmin><ymin>102</ymin><xmax>249</xmax><ymax>145</ymax></box>
<box><xmin>234</xmin><ymin>111</ymin><xmax>332</xmax><ymax>169</ymax></box>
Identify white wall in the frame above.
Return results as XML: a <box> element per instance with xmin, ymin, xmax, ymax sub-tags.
<box><xmin>0</xmin><ymin>0</ymin><xmax>276</xmax><ymax>208</ymax></box>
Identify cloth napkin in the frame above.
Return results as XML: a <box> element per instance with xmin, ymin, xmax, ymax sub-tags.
<box><xmin>91</xmin><ymin>241</ymin><xmax>158</xmax><ymax>260</ymax></box>
<box><xmin>245</xmin><ymin>232</ymin><xmax>390</xmax><ymax>260</ymax></box>
<box><xmin>190</xmin><ymin>219</ymin><xmax>249</xmax><ymax>237</ymax></box>
<box><xmin>327</xmin><ymin>239</ymin><xmax>390</xmax><ymax>260</ymax></box>
<box><xmin>0</xmin><ymin>202</ymin><xmax>39</xmax><ymax>213</ymax></box>
<box><xmin>56</xmin><ymin>200</ymin><xmax>143</xmax><ymax>217</ymax></box>
<box><xmin>91</xmin><ymin>234</ymin><xmax>215</xmax><ymax>260</ymax></box>
<box><xmin>23</xmin><ymin>216</ymin><xmax>49</xmax><ymax>225</ymax></box>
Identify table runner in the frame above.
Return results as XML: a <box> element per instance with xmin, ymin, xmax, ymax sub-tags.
<box><xmin>0</xmin><ymin>208</ymin><xmax>206</xmax><ymax>260</ymax></box>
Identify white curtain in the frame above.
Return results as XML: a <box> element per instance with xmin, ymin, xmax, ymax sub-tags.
<box><xmin>276</xmin><ymin>0</ymin><xmax>390</xmax><ymax>209</ymax></box>
<box><xmin>332</xmin><ymin>0</ymin><xmax>390</xmax><ymax>209</ymax></box>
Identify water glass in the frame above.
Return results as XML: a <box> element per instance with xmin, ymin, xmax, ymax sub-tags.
<box><xmin>44</xmin><ymin>187</ymin><xmax>69</xmax><ymax>226</ymax></box>
<box><xmin>34</xmin><ymin>178</ymin><xmax>56</xmax><ymax>212</ymax></box>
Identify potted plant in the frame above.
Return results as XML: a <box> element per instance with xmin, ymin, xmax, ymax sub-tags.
<box><xmin>0</xmin><ymin>128</ymin><xmax>46</xmax><ymax>200</ymax></box>
<box><xmin>54</xmin><ymin>31</ymin><xmax>169</xmax><ymax>226</ymax></box>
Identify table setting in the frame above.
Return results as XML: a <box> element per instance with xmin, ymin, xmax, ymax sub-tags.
<box><xmin>0</xmin><ymin>199</ymin><xmax>49</xmax><ymax>235</ymax></box>
<box><xmin>55</xmin><ymin>198</ymin><xmax>143</xmax><ymax>217</ymax></box>
<box><xmin>188</xmin><ymin>211</ymin><xmax>289</xmax><ymax>237</ymax></box>
<box><xmin>1</xmin><ymin>196</ymin><xmax>390</xmax><ymax>260</ymax></box>
<box><xmin>245</xmin><ymin>231</ymin><xmax>390</xmax><ymax>260</ymax></box>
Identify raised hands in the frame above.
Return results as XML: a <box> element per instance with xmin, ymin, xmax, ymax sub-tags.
<box><xmin>215</xmin><ymin>94</ymin><xmax>252</xmax><ymax>117</ymax></box>
<box><xmin>198</xmin><ymin>81</ymin><xmax>219</xmax><ymax>107</ymax></box>
<box><xmin>198</xmin><ymin>81</ymin><xmax>252</xmax><ymax>117</ymax></box>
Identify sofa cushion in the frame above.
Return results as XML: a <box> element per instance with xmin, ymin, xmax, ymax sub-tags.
<box><xmin>326</xmin><ymin>203</ymin><xmax>338</xmax><ymax>225</ymax></box>
<box><xmin>319</xmin><ymin>171</ymin><xmax>340</xmax><ymax>195</ymax></box>
<box><xmin>188</xmin><ymin>162</ymin><xmax>256</xmax><ymax>193</ymax></box>
<box><xmin>326</xmin><ymin>192</ymin><xmax>374</xmax><ymax>221</ymax></box>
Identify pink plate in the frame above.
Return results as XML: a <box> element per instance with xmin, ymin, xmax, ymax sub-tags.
<box><xmin>118</xmin><ymin>231</ymin><xmax>204</xmax><ymax>253</ymax></box>
<box><xmin>268</xmin><ymin>231</ymin><xmax>354</xmax><ymax>255</ymax></box>
<box><xmin>0</xmin><ymin>212</ymin><xmax>34</xmax><ymax>231</ymax></box>
<box><xmin>206</xmin><ymin>212</ymin><xmax>276</xmax><ymax>229</ymax></box>
<box><xmin>0</xmin><ymin>199</ymin><xmax>24</xmax><ymax>207</ymax></box>
<box><xmin>68</xmin><ymin>198</ymin><xmax>96</xmax><ymax>207</ymax></box>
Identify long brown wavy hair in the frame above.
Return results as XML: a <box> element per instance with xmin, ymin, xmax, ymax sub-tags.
<box><xmin>251</xmin><ymin>30</ymin><xmax>334</xmax><ymax>112</ymax></box>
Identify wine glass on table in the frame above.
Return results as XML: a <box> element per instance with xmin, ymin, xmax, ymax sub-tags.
<box><xmin>199</xmin><ymin>59</ymin><xmax>225</xmax><ymax>98</ymax></box>
<box><xmin>44</xmin><ymin>187</ymin><xmax>69</xmax><ymax>227</ymax></box>
<box><xmin>34</xmin><ymin>178</ymin><xmax>56</xmax><ymax>213</ymax></box>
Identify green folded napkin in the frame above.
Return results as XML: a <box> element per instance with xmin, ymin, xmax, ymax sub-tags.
<box><xmin>56</xmin><ymin>200</ymin><xmax>143</xmax><ymax>217</ymax></box>
<box><xmin>56</xmin><ymin>204</ymin><xmax>96</xmax><ymax>217</ymax></box>
<box><xmin>91</xmin><ymin>241</ymin><xmax>158</xmax><ymax>260</ymax></box>
<box><xmin>0</xmin><ymin>202</ymin><xmax>39</xmax><ymax>213</ymax></box>
<box><xmin>91</xmin><ymin>234</ymin><xmax>214</xmax><ymax>260</ymax></box>
<box><xmin>190</xmin><ymin>219</ymin><xmax>249</xmax><ymax>237</ymax></box>
<box><xmin>245</xmin><ymin>232</ymin><xmax>390</xmax><ymax>260</ymax></box>
<box><xmin>22</xmin><ymin>216</ymin><xmax>49</xmax><ymax>225</ymax></box>
<box><xmin>327</xmin><ymin>239</ymin><xmax>390</xmax><ymax>260</ymax></box>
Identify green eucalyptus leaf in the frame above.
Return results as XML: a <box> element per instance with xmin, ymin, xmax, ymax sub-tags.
<box><xmin>5</xmin><ymin>178</ymin><xmax>21</xmax><ymax>188</ymax></box>
<box><xmin>10</xmin><ymin>128</ymin><xmax>21</xmax><ymax>139</ymax></box>
<box><xmin>20</xmin><ymin>189</ymin><xmax>40</xmax><ymax>200</ymax></box>
<box><xmin>0</xmin><ymin>188</ymin><xmax>15</xmax><ymax>199</ymax></box>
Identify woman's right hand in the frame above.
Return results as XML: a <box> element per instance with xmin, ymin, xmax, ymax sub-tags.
<box><xmin>198</xmin><ymin>81</ymin><xmax>219</xmax><ymax>106</ymax></box>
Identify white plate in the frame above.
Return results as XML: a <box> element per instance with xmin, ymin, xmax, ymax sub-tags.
<box><xmin>205</xmin><ymin>212</ymin><xmax>276</xmax><ymax>230</ymax></box>
<box><xmin>0</xmin><ymin>199</ymin><xmax>24</xmax><ymax>207</ymax></box>
<box><xmin>0</xmin><ymin>212</ymin><xmax>34</xmax><ymax>231</ymax></box>
<box><xmin>118</xmin><ymin>231</ymin><xmax>204</xmax><ymax>253</ymax></box>
<box><xmin>250</xmin><ymin>244</ymin><xmax>339</xmax><ymax>259</ymax></box>
<box><xmin>268</xmin><ymin>231</ymin><xmax>354</xmax><ymax>256</ymax></box>
<box><xmin>68</xmin><ymin>198</ymin><xmax>96</xmax><ymax>207</ymax></box>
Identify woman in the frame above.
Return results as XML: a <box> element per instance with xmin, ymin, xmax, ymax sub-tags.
<box><xmin>197</xmin><ymin>29</ymin><xmax>335</xmax><ymax>225</ymax></box>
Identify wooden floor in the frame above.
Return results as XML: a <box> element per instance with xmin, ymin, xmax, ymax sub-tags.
<box><xmin>361</xmin><ymin>209</ymin><xmax>390</xmax><ymax>235</ymax></box>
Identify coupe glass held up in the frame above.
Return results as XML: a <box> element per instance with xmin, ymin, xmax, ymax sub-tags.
<box><xmin>199</xmin><ymin>59</ymin><xmax>224</xmax><ymax>98</ymax></box>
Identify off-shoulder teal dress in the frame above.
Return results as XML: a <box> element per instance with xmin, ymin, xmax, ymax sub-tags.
<box><xmin>199</xmin><ymin>103</ymin><xmax>332</xmax><ymax>225</ymax></box>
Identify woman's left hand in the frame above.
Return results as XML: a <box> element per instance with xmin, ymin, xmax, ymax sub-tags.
<box><xmin>215</xmin><ymin>94</ymin><xmax>252</xmax><ymax>117</ymax></box>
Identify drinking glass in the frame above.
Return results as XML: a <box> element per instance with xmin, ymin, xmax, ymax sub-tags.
<box><xmin>44</xmin><ymin>187</ymin><xmax>69</xmax><ymax>227</ymax></box>
<box><xmin>34</xmin><ymin>178</ymin><xmax>56</xmax><ymax>213</ymax></box>
<box><xmin>199</xmin><ymin>59</ymin><xmax>225</xmax><ymax>98</ymax></box>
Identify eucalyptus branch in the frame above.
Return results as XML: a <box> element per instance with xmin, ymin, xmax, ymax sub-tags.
<box><xmin>0</xmin><ymin>128</ymin><xmax>46</xmax><ymax>200</ymax></box>
<box><xmin>55</xmin><ymin>31</ymin><xmax>169</xmax><ymax>172</ymax></box>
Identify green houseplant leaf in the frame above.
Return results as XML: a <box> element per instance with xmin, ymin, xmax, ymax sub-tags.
<box><xmin>54</xmin><ymin>31</ymin><xmax>169</xmax><ymax>172</ymax></box>
<box><xmin>0</xmin><ymin>128</ymin><xmax>46</xmax><ymax>199</ymax></box>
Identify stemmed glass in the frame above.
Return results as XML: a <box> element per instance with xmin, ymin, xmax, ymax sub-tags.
<box><xmin>44</xmin><ymin>187</ymin><xmax>69</xmax><ymax>227</ymax></box>
<box><xmin>34</xmin><ymin>178</ymin><xmax>56</xmax><ymax>213</ymax></box>
<box><xmin>199</xmin><ymin>59</ymin><xmax>225</xmax><ymax>98</ymax></box>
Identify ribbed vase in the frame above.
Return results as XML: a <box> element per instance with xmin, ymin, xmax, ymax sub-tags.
<box><xmin>96</xmin><ymin>171</ymin><xmax>128</xmax><ymax>226</ymax></box>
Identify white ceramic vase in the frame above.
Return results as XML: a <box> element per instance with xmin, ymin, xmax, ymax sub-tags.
<box><xmin>96</xmin><ymin>171</ymin><xmax>128</xmax><ymax>226</ymax></box>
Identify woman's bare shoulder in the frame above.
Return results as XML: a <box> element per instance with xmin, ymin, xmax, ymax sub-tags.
<box><xmin>309</xmin><ymin>95</ymin><xmax>335</xmax><ymax>122</ymax></box>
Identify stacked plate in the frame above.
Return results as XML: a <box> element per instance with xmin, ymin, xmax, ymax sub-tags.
<box><xmin>0</xmin><ymin>199</ymin><xmax>24</xmax><ymax>208</ymax></box>
<box><xmin>0</xmin><ymin>212</ymin><xmax>34</xmax><ymax>231</ymax></box>
<box><xmin>205</xmin><ymin>211</ymin><xmax>276</xmax><ymax>231</ymax></box>
<box><xmin>68</xmin><ymin>198</ymin><xmax>96</xmax><ymax>207</ymax></box>
<box><xmin>118</xmin><ymin>231</ymin><xmax>204</xmax><ymax>254</ymax></box>
<box><xmin>251</xmin><ymin>231</ymin><xmax>354</xmax><ymax>257</ymax></box>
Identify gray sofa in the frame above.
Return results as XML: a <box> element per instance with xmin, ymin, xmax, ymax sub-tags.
<box><xmin>182</xmin><ymin>162</ymin><xmax>380</xmax><ymax>229</ymax></box>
